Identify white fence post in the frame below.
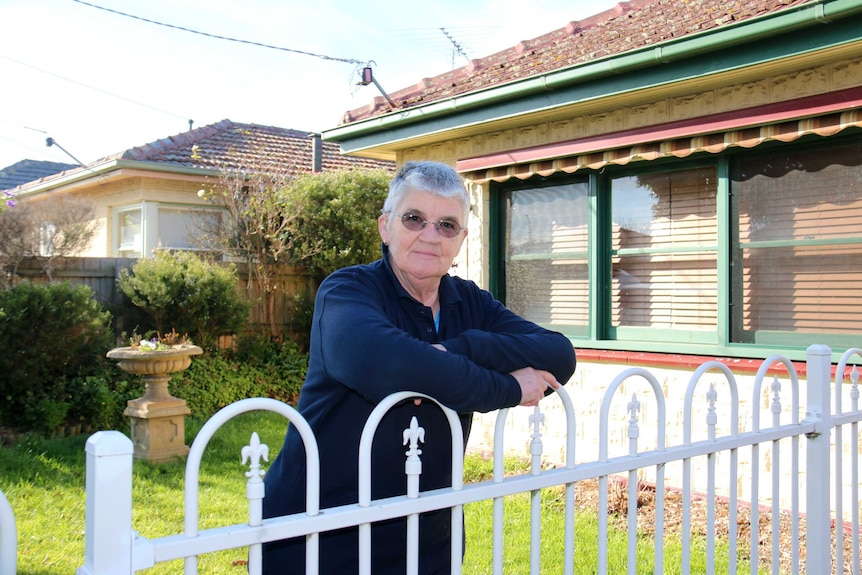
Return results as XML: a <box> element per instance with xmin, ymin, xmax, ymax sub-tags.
<box><xmin>76</xmin><ymin>431</ymin><xmax>135</xmax><ymax>575</ymax></box>
<box><xmin>805</xmin><ymin>344</ymin><xmax>833</xmax><ymax>574</ymax></box>
<box><xmin>0</xmin><ymin>488</ymin><xmax>17</xmax><ymax>575</ymax></box>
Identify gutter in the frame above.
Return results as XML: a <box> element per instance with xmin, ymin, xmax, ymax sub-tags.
<box><xmin>13</xmin><ymin>159</ymin><xmax>216</xmax><ymax>198</ymax></box>
<box><xmin>323</xmin><ymin>0</ymin><xmax>862</xmax><ymax>144</ymax></box>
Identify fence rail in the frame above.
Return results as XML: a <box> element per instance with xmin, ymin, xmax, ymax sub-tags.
<box><xmin>2</xmin><ymin>344</ymin><xmax>862</xmax><ymax>574</ymax></box>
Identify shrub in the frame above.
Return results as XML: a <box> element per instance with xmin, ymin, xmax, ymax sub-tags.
<box><xmin>72</xmin><ymin>375</ymin><xmax>133</xmax><ymax>431</ymax></box>
<box><xmin>117</xmin><ymin>250</ymin><xmax>250</xmax><ymax>350</ymax></box>
<box><xmin>146</xmin><ymin>339</ymin><xmax>307</xmax><ymax>417</ymax></box>
<box><xmin>280</xmin><ymin>169</ymin><xmax>391</xmax><ymax>283</ymax></box>
<box><xmin>0</xmin><ymin>282</ymin><xmax>114</xmax><ymax>432</ymax></box>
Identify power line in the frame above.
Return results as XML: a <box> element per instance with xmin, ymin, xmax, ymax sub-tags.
<box><xmin>70</xmin><ymin>0</ymin><xmax>366</xmax><ymax>65</ymax></box>
<box><xmin>0</xmin><ymin>53</ymin><xmax>190</xmax><ymax>122</ymax></box>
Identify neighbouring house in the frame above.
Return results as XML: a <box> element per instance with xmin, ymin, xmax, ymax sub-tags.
<box><xmin>323</xmin><ymin>0</ymin><xmax>862</xmax><ymax>492</ymax></box>
<box><xmin>4</xmin><ymin>119</ymin><xmax>394</xmax><ymax>258</ymax></box>
<box><xmin>0</xmin><ymin>159</ymin><xmax>77</xmax><ymax>191</ymax></box>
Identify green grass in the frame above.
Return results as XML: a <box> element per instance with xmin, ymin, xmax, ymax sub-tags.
<box><xmin>1</xmin><ymin>411</ymin><xmax>753</xmax><ymax>574</ymax></box>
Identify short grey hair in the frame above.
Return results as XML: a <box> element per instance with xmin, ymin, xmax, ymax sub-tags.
<box><xmin>382</xmin><ymin>161</ymin><xmax>470</xmax><ymax>222</ymax></box>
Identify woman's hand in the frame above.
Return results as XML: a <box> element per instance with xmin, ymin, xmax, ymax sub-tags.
<box><xmin>511</xmin><ymin>367</ymin><xmax>559</xmax><ymax>406</ymax></box>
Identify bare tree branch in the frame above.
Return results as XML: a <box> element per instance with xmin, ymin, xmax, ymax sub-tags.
<box><xmin>0</xmin><ymin>196</ymin><xmax>99</xmax><ymax>284</ymax></box>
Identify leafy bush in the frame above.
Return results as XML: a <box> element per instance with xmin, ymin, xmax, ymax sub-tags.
<box><xmin>0</xmin><ymin>282</ymin><xmax>114</xmax><ymax>432</ymax></box>
<box><xmin>117</xmin><ymin>250</ymin><xmax>250</xmax><ymax>349</ymax></box>
<box><xmin>280</xmin><ymin>168</ymin><xmax>391</xmax><ymax>282</ymax></box>
<box><xmin>74</xmin><ymin>374</ymin><xmax>143</xmax><ymax>432</ymax></box>
<box><xmin>127</xmin><ymin>338</ymin><xmax>307</xmax><ymax>419</ymax></box>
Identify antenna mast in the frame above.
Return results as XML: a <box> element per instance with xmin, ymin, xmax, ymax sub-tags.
<box><xmin>439</xmin><ymin>27</ymin><xmax>470</xmax><ymax>68</ymax></box>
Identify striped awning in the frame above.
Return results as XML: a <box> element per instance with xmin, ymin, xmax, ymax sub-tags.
<box><xmin>460</xmin><ymin>104</ymin><xmax>862</xmax><ymax>184</ymax></box>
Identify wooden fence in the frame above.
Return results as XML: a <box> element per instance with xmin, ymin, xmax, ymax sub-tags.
<box><xmin>12</xmin><ymin>257</ymin><xmax>315</xmax><ymax>340</ymax></box>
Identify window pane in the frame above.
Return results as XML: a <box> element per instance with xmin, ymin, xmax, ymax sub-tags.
<box><xmin>158</xmin><ymin>207</ymin><xmax>222</xmax><ymax>251</ymax></box>
<box><xmin>39</xmin><ymin>222</ymin><xmax>56</xmax><ymax>257</ymax></box>
<box><xmin>611</xmin><ymin>167</ymin><xmax>717</xmax><ymax>330</ymax></box>
<box><xmin>119</xmin><ymin>209</ymin><xmax>142</xmax><ymax>254</ymax></box>
<box><xmin>158</xmin><ymin>208</ymin><xmax>195</xmax><ymax>249</ymax></box>
<box><xmin>731</xmin><ymin>142</ymin><xmax>862</xmax><ymax>341</ymax></box>
<box><xmin>505</xmin><ymin>183</ymin><xmax>589</xmax><ymax>328</ymax></box>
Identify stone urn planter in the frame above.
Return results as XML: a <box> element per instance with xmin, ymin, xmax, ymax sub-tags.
<box><xmin>107</xmin><ymin>344</ymin><xmax>202</xmax><ymax>462</ymax></box>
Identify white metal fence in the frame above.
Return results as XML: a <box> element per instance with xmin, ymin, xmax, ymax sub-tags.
<box><xmin>2</xmin><ymin>343</ymin><xmax>861</xmax><ymax>574</ymax></box>
<box><xmin>0</xmin><ymin>490</ymin><xmax>15</xmax><ymax>575</ymax></box>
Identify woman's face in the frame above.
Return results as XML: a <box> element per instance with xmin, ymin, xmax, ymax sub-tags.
<box><xmin>378</xmin><ymin>189</ymin><xmax>467</xmax><ymax>286</ymax></box>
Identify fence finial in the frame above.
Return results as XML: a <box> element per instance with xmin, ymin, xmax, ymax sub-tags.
<box><xmin>242</xmin><ymin>432</ymin><xmax>269</xmax><ymax>483</ymax></box>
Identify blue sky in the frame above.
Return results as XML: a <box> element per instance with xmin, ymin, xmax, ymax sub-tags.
<box><xmin>0</xmin><ymin>0</ymin><xmax>620</xmax><ymax>169</ymax></box>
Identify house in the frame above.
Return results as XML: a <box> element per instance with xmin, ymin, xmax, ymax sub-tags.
<box><xmin>5</xmin><ymin>119</ymin><xmax>394</xmax><ymax>258</ymax></box>
<box><xmin>323</xmin><ymin>0</ymin><xmax>862</xmax><ymax>365</ymax></box>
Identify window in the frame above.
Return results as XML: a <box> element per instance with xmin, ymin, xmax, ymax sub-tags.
<box><xmin>504</xmin><ymin>181</ymin><xmax>590</xmax><ymax>334</ymax></box>
<box><xmin>498</xmin><ymin>134</ymin><xmax>862</xmax><ymax>356</ymax></box>
<box><xmin>39</xmin><ymin>222</ymin><xmax>56</xmax><ymax>257</ymax></box>
<box><xmin>730</xmin><ymin>140</ymin><xmax>862</xmax><ymax>347</ymax></box>
<box><xmin>118</xmin><ymin>208</ymin><xmax>142</xmax><ymax>257</ymax></box>
<box><xmin>610</xmin><ymin>167</ymin><xmax>717</xmax><ymax>341</ymax></box>
<box><xmin>501</xmin><ymin>166</ymin><xmax>717</xmax><ymax>345</ymax></box>
<box><xmin>158</xmin><ymin>207</ymin><xmax>218</xmax><ymax>251</ymax></box>
<box><xmin>114</xmin><ymin>204</ymin><xmax>222</xmax><ymax>257</ymax></box>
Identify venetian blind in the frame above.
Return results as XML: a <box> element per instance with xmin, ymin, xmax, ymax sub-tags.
<box><xmin>732</xmin><ymin>142</ymin><xmax>862</xmax><ymax>339</ymax></box>
<box><xmin>505</xmin><ymin>182</ymin><xmax>590</xmax><ymax>328</ymax></box>
<box><xmin>611</xmin><ymin>167</ymin><xmax>718</xmax><ymax>330</ymax></box>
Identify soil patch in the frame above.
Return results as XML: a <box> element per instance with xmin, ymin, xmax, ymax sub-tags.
<box><xmin>570</xmin><ymin>476</ymin><xmax>856</xmax><ymax>574</ymax></box>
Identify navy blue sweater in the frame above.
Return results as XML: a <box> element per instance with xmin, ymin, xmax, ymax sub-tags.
<box><xmin>262</xmin><ymin>247</ymin><xmax>576</xmax><ymax>574</ymax></box>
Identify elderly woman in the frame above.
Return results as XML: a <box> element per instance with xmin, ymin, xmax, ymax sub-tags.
<box><xmin>262</xmin><ymin>161</ymin><xmax>576</xmax><ymax>574</ymax></box>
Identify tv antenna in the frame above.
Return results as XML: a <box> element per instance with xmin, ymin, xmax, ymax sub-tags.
<box><xmin>439</xmin><ymin>27</ymin><xmax>470</xmax><ymax>68</ymax></box>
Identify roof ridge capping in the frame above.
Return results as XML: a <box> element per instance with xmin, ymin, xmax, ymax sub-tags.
<box><xmin>475</xmin><ymin>1</ymin><xmax>641</xmax><ymax>66</ymax></box>
<box><xmin>513</xmin><ymin>0</ymin><xmax>640</xmax><ymax>54</ymax></box>
<box><xmin>116</xmin><ymin>119</ymin><xmax>234</xmax><ymax>162</ymax></box>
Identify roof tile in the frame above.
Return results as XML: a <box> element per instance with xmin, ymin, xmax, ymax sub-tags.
<box><xmin>0</xmin><ymin>160</ymin><xmax>78</xmax><ymax>192</ymax></box>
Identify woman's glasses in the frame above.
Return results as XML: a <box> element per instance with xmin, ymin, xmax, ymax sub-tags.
<box><xmin>391</xmin><ymin>211</ymin><xmax>464</xmax><ymax>239</ymax></box>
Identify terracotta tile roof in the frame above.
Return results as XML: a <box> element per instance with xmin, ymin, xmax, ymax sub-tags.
<box><xmin>341</xmin><ymin>0</ymin><xmax>813</xmax><ymax>124</ymax></box>
<box><xmin>109</xmin><ymin>119</ymin><xmax>393</xmax><ymax>173</ymax></box>
<box><xmin>5</xmin><ymin>120</ymin><xmax>393</xmax><ymax>193</ymax></box>
<box><xmin>0</xmin><ymin>159</ymin><xmax>78</xmax><ymax>191</ymax></box>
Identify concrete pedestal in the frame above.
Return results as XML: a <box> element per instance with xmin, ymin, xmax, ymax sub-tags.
<box><xmin>124</xmin><ymin>380</ymin><xmax>191</xmax><ymax>462</ymax></box>
<box><xmin>107</xmin><ymin>345</ymin><xmax>202</xmax><ymax>463</ymax></box>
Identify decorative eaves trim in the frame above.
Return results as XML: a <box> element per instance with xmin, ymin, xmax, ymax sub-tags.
<box><xmin>459</xmin><ymin>89</ymin><xmax>862</xmax><ymax>183</ymax></box>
